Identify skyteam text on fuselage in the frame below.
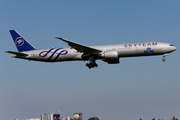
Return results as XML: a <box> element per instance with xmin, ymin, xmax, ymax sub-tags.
<box><xmin>5</xmin><ymin>30</ymin><xmax>177</xmax><ymax>69</ymax></box>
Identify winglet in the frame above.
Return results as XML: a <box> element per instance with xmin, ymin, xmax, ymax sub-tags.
<box><xmin>9</xmin><ymin>30</ymin><xmax>36</xmax><ymax>52</ymax></box>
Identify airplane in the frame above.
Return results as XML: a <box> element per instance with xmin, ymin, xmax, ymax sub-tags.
<box><xmin>5</xmin><ymin>30</ymin><xmax>177</xmax><ymax>69</ymax></box>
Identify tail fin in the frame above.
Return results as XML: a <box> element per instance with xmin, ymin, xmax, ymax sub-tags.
<box><xmin>9</xmin><ymin>30</ymin><xmax>36</xmax><ymax>52</ymax></box>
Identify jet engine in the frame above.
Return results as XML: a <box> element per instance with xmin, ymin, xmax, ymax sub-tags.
<box><xmin>102</xmin><ymin>50</ymin><xmax>120</xmax><ymax>64</ymax></box>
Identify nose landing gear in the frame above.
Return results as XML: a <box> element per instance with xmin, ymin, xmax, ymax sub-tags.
<box><xmin>162</xmin><ymin>53</ymin><xmax>168</xmax><ymax>62</ymax></box>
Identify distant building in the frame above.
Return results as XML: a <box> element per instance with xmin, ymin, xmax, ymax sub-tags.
<box><xmin>15</xmin><ymin>112</ymin><xmax>74</xmax><ymax>120</ymax></box>
<box><xmin>15</xmin><ymin>119</ymin><xmax>40</xmax><ymax>120</ymax></box>
<box><xmin>73</xmin><ymin>113</ymin><xmax>82</xmax><ymax>120</ymax></box>
<box><xmin>41</xmin><ymin>113</ymin><xmax>71</xmax><ymax>120</ymax></box>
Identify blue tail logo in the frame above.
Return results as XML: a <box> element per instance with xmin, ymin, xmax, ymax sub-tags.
<box><xmin>15</xmin><ymin>37</ymin><xmax>24</xmax><ymax>46</ymax></box>
<box><xmin>10</xmin><ymin>30</ymin><xmax>36</xmax><ymax>52</ymax></box>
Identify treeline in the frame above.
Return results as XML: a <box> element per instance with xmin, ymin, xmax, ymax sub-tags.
<box><xmin>88</xmin><ymin>117</ymin><xmax>99</xmax><ymax>120</ymax></box>
<box><xmin>140</xmin><ymin>116</ymin><xmax>179</xmax><ymax>120</ymax></box>
<box><xmin>87</xmin><ymin>116</ymin><xmax>179</xmax><ymax>120</ymax></box>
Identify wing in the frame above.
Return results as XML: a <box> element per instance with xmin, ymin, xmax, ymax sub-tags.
<box><xmin>55</xmin><ymin>37</ymin><xmax>102</xmax><ymax>53</ymax></box>
<box><xmin>5</xmin><ymin>51</ymin><xmax>28</xmax><ymax>56</ymax></box>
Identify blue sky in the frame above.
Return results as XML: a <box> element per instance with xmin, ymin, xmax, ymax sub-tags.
<box><xmin>1</xmin><ymin>1</ymin><xmax>180</xmax><ymax>120</ymax></box>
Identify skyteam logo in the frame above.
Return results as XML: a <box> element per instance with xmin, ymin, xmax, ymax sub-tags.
<box><xmin>39</xmin><ymin>48</ymin><xmax>68</xmax><ymax>61</ymax></box>
<box><xmin>15</xmin><ymin>37</ymin><xmax>24</xmax><ymax>46</ymax></box>
<box><xmin>144</xmin><ymin>47</ymin><xmax>154</xmax><ymax>53</ymax></box>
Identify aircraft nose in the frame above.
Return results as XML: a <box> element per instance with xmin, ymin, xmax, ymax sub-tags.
<box><xmin>173</xmin><ymin>46</ymin><xmax>177</xmax><ymax>51</ymax></box>
<box><xmin>170</xmin><ymin>46</ymin><xmax>177</xmax><ymax>52</ymax></box>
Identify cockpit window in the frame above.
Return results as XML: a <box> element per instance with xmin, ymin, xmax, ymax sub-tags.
<box><xmin>170</xmin><ymin>44</ymin><xmax>174</xmax><ymax>46</ymax></box>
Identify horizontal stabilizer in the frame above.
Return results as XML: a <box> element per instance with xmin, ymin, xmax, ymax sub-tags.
<box><xmin>5</xmin><ymin>51</ymin><xmax>28</xmax><ymax>56</ymax></box>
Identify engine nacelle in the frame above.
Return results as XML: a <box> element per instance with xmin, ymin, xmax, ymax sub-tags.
<box><xmin>102</xmin><ymin>50</ymin><xmax>120</xmax><ymax>64</ymax></box>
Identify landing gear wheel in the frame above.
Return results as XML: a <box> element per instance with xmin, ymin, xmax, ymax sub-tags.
<box><xmin>86</xmin><ymin>63</ymin><xmax>92</xmax><ymax>69</ymax></box>
<box><xmin>88</xmin><ymin>66</ymin><xmax>91</xmax><ymax>69</ymax></box>
<box><xmin>162</xmin><ymin>54</ymin><xmax>168</xmax><ymax>62</ymax></box>
<box><xmin>162</xmin><ymin>58</ymin><xmax>165</xmax><ymax>62</ymax></box>
<box><xmin>86</xmin><ymin>61</ymin><xmax>98</xmax><ymax>69</ymax></box>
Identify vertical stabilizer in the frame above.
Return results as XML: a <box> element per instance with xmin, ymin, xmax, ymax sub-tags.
<box><xmin>9</xmin><ymin>30</ymin><xmax>36</xmax><ymax>52</ymax></box>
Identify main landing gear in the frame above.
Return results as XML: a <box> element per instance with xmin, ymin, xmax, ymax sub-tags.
<box><xmin>162</xmin><ymin>53</ymin><xmax>168</xmax><ymax>62</ymax></box>
<box><xmin>86</xmin><ymin>60</ymin><xmax>98</xmax><ymax>69</ymax></box>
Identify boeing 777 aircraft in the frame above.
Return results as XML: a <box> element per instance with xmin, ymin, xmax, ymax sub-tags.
<box><xmin>5</xmin><ymin>30</ymin><xmax>177</xmax><ymax>69</ymax></box>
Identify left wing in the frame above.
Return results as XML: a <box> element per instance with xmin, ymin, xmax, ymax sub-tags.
<box><xmin>55</xmin><ymin>37</ymin><xmax>102</xmax><ymax>53</ymax></box>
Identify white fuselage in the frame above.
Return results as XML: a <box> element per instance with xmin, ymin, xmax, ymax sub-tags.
<box><xmin>13</xmin><ymin>41</ymin><xmax>176</xmax><ymax>62</ymax></box>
